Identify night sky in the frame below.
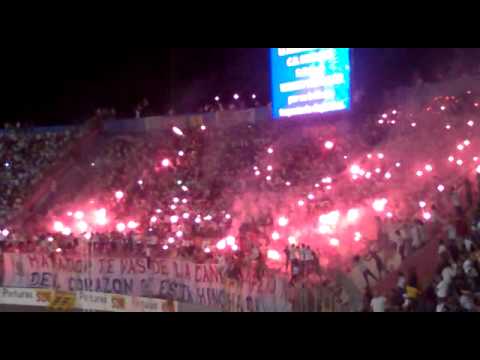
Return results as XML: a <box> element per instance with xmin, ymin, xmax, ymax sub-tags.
<box><xmin>2</xmin><ymin>48</ymin><xmax>476</xmax><ymax>126</ymax></box>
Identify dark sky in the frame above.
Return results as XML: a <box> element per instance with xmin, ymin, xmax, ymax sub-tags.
<box><xmin>1</xmin><ymin>48</ymin><xmax>475</xmax><ymax>126</ymax></box>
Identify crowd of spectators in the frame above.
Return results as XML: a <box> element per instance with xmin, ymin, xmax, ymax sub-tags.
<box><xmin>1</xmin><ymin>80</ymin><xmax>480</xmax><ymax>311</ymax></box>
<box><xmin>197</xmin><ymin>94</ymin><xmax>263</xmax><ymax>114</ymax></box>
<box><xmin>366</xmin><ymin>226</ymin><xmax>480</xmax><ymax>312</ymax></box>
<box><xmin>0</xmin><ymin>118</ymin><xmax>348</xmax><ymax>288</ymax></box>
<box><xmin>0</xmin><ymin>127</ymin><xmax>81</xmax><ymax>225</ymax></box>
<box><xmin>361</xmin><ymin>186</ymin><xmax>480</xmax><ymax>312</ymax></box>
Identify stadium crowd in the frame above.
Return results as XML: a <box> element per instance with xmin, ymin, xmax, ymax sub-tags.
<box><xmin>365</xmin><ymin>208</ymin><xmax>480</xmax><ymax>312</ymax></box>
<box><xmin>1</xmin><ymin>78</ymin><xmax>480</xmax><ymax>312</ymax></box>
<box><xmin>0</xmin><ymin>127</ymin><xmax>82</xmax><ymax>226</ymax></box>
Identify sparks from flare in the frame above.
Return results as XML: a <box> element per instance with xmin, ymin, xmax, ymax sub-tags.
<box><xmin>172</xmin><ymin>126</ymin><xmax>184</xmax><ymax>136</ymax></box>
<box><xmin>115</xmin><ymin>223</ymin><xmax>127</xmax><ymax>235</ymax></box>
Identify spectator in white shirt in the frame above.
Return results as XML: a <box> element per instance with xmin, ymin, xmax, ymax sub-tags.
<box><xmin>293</xmin><ymin>246</ymin><xmax>301</xmax><ymax>261</ymax></box>
<box><xmin>436</xmin><ymin>301</ymin><xmax>448</xmax><ymax>312</ymax></box>
<box><xmin>438</xmin><ymin>240</ymin><xmax>448</xmax><ymax>259</ymax></box>
<box><xmin>436</xmin><ymin>277</ymin><xmax>450</xmax><ymax>300</ymax></box>
<box><xmin>354</xmin><ymin>255</ymin><xmax>378</xmax><ymax>288</ymax></box>
<box><xmin>288</xmin><ymin>245</ymin><xmax>298</xmax><ymax>263</ymax></box>
<box><xmin>441</xmin><ymin>263</ymin><xmax>457</xmax><ymax>284</ymax></box>
<box><xmin>217</xmin><ymin>254</ymin><xmax>227</xmax><ymax>276</ymax></box>
<box><xmin>284</xmin><ymin>245</ymin><xmax>292</xmax><ymax>272</ymax></box>
<box><xmin>304</xmin><ymin>246</ymin><xmax>314</xmax><ymax>273</ymax></box>
<box><xmin>410</xmin><ymin>222</ymin><xmax>422</xmax><ymax>250</ymax></box>
<box><xmin>250</xmin><ymin>246</ymin><xmax>260</xmax><ymax>261</ymax></box>
<box><xmin>370</xmin><ymin>290</ymin><xmax>387</xmax><ymax>312</ymax></box>
<box><xmin>446</xmin><ymin>223</ymin><xmax>457</xmax><ymax>242</ymax></box>
<box><xmin>397</xmin><ymin>271</ymin><xmax>406</xmax><ymax>292</ymax></box>
<box><xmin>464</xmin><ymin>238</ymin><xmax>476</xmax><ymax>253</ymax></box>
<box><xmin>463</xmin><ymin>257</ymin><xmax>478</xmax><ymax>280</ymax></box>
<box><xmin>459</xmin><ymin>291</ymin><xmax>476</xmax><ymax>312</ymax></box>
<box><xmin>394</xmin><ymin>230</ymin><xmax>406</xmax><ymax>260</ymax></box>
<box><xmin>430</xmin><ymin>205</ymin><xmax>441</xmax><ymax>225</ymax></box>
<box><xmin>145</xmin><ymin>246</ymin><xmax>152</xmax><ymax>268</ymax></box>
<box><xmin>399</xmin><ymin>225</ymin><xmax>412</xmax><ymax>256</ymax></box>
<box><xmin>449</xmin><ymin>187</ymin><xmax>462</xmax><ymax>215</ymax></box>
<box><xmin>299</xmin><ymin>244</ymin><xmax>307</xmax><ymax>262</ymax></box>
<box><xmin>0</xmin><ymin>231</ymin><xmax>7</xmax><ymax>247</ymax></box>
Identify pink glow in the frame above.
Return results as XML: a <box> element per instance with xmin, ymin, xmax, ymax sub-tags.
<box><xmin>324</xmin><ymin>141</ymin><xmax>335</xmax><ymax>150</ymax></box>
<box><xmin>267</xmin><ymin>249</ymin><xmax>281</xmax><ymax>261</ymax></box>
<box><xmin>226</xmin><ymin>236</ymin><xmax>236</xmax><ymax>246</ymax></box>
<box><xmin>127</xmin><ymin>221</ymin><xmax>138</xmax><ymax>229</ymax></box>
<box><xmin>74</xmin><ymin>211</ymin><xmax>84</xmax><ymax>220</ymax></box>
<box><xmin>53</xmin><ymin>221</ymin><xmax>64</xmax><ymax>232</ymax></box>
<box><xmin>329</xmin><ymin>238</ymin><xmax>340</xmax><ymax>247</ymax></box>
<box><xmin>278</xmin><ymin>216</ymin><xmax>289</xmax><ymax>227</ymax></box>
<box><xmin>172</xmin><ymin>126</ymin><xmax>184</xmax><ymax>136</ymax></box>
<box><xmin>216</xmin><ymin>240</ymin><xmax>226</xmax><ymax>250</ymax></box>
<box><xmin>372</xmin><ymin>199</ymin><xmax>388</xmax><ymax>212</ymax></box>
<box><xmin>347</xmin><ymin>209</ymin><xmax>360</xmax><ymax>222</ymax></box>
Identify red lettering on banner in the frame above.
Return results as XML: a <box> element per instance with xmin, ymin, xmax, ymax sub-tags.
<box><xmin>67</xmin><ymin>258</ymin><xmax>75</xmax><ymax>272</ymax></box>
<box><xmin>269</xmin><ymin>278</ymin><xmax>277</xmax><ymax>294</ymax></box>
<box><xmin>202</xmin><ymin>265</ymin><xmax>211</xmax><ymax>283</ymax></box>
<box><xmin>258</xmin><ymin>277</ymin><xmax>274</xmax><ymax>294</ymax></box>
<box><xmin>27</xmin><ymin>254</ymin><xmax>39</xmax><ymax>269</ymax></box>
<box><xmin>262</xmin><ymin>278</ymin><xmax>271</xmax><ymax>293</ymax></box>
<box><xmin>174</xmin><ymin>261</ymin><xmax>181</xmax><ymax>279</ymax></box>
<box><xmin>136</xmin><ymin>259</ymin><xmax>146</xmax><ymax>274</ymax></box>
<box><xmin>120</xmin><ymin>258</ymin><xmax>128</xmax><ymax>274</ymax></box>
<box><xmin>195</xmin><ymin>265</ymin><xmax>202</xmax><ymax>283</ymax></box>
<box><xmin>196</xmin><ymin>288</ymin><xmax>206</xmax><ymax>305</ymax></box>
<box><xmin>184</xmin><ymin>263</ymin><xmax>191</xmax><ymax>280</ymax></box>
<box><xmin>150</xmin><ymin>260</ymin><xmax>160</xmax><ymax>274</ymax></box>
<box><xmin>100</xmin><ymin>259</ymin><xmax>108</xmax><ymax>274</ymax></box>
<box><xmin>243</xmin><ymin>268</ymin><xmax>251</xmax><ymax>283</ymax></box>
<box><xmin>245</xmin><ymin>279</ymin><xmax>254</xmax><ymax>294</ymax></box>
<box><xmin>262</xmin><ymin>279</ymin><xmax>269</xmax><ymax>294</ymax></box>
<box><xmin>209</xmin><ymin>265</ymin><xmax>221</xmax><ymax>284</ymax></box>
<box><xmin>107</xmin><ymin>259</ymin><xmax>115</xmax><ymax>274</ymax></box>
<box><xmin>127</xmin><ymin>259</ymin><xmax>137</xmax><ymax>274</ymax></box>
<box><xmin>74</xmin><ymin>259</ymin><xmax>83</xmax><ymax>273</ymax></box>
<box><xmin>161</xmin><ymin>263</ymin><xmax>169</xmax><ymax>276</ymax></box>
<box><xmin>55</xmin><ymin>257</ymin><xmax>65</xmax><ymax>272</ymax></box>
<box><xmin>41</xmin><ymin>255</ymin><xmax>49</xmax><ymax>269</ymax></box>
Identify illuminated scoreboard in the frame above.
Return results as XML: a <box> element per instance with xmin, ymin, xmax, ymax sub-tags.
<box><xmin>270</xmin><ymin>48</ymin><xmax>351</xmax><ymax>119</ymax></box>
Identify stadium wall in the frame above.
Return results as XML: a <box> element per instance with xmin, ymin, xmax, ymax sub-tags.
<box><xmin>0</xmin><ymin>126</ymin><xmax>78</xmax><ymax>135</ymax></box>
<box><xmin>103</xmin><ymin>107</ymin><xmax>271</xmax><ymax>134</ymax></box>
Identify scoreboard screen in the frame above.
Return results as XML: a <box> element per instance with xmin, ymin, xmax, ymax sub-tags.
<box><xmin>270</xmin><ymin>48</ymin><xmax>351</xmax><ymax>119</ymax></box>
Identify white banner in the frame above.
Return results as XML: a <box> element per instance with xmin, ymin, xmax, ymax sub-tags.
<box><xmin>3</xmin><ymin>253</ymin><xmax>291</xmax><ymax>312</ymax></box>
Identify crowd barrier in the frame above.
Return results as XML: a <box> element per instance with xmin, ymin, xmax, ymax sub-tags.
<box><xmin>103</xmin><ymin>107</ymin><xmax>271</xmax><ymax>134</ymax></box>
